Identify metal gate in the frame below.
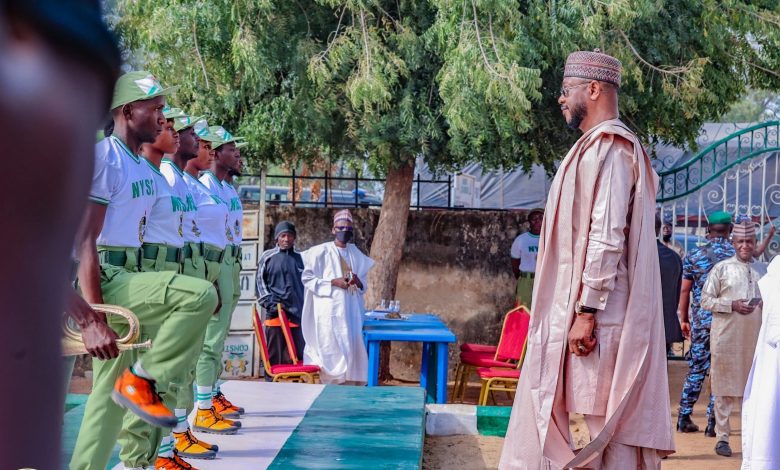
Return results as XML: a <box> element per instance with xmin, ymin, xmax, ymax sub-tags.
<box><xmin>656</xmin><ymin>121</ymin><xmax>780</xmax><ymax>258</ymax></box>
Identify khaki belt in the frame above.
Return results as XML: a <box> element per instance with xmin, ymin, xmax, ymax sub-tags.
<box><xmin>519</xmin><ymin>271</ymin><xmax>535</xmax><ymax>279</ymax></box>
<box><xmin>141</xmin><ymin>244</ymin><xmax>183</xmax><ymax>264</ymax></box>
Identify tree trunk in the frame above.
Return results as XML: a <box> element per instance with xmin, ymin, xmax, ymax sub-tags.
<box><xmin>367</xmin><ymin>160</ymin><xmax>415</xmax><ymax>382</ymax></box>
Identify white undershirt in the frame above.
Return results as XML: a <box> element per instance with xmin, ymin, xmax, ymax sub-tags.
<box><xmin>337</xmin><ymin>245</ymin><xmax>352</xmax><ymax>274</ymax></box>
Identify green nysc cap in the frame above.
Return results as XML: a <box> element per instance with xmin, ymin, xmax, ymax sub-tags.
<box><xmin>110</xmin><ymin>71</ymin><xmax>178</xmax><ymax>110</ymax></box>
<box><xmin>204</xmin><ymin>125</ymin><xmax>242</xmax><ymax>149</ymax></box>
<box><xmin>193</xmin><ymin>119</ymin><xmax>210</xmax><ymax>138</ymax></box>
<box><xmin>708</xmin><ymin>211</ymin><xmax>733</xmax><ymax>225</ymax></box>
<box><xmin>162</xmin><ymin>105</ymin><xmax>187</xmax><ymax>120</ymax></box>
<box><xmin>164</xmin><ymin>107</ymin><xmax>204</xmax><ymax>132</ymax></box>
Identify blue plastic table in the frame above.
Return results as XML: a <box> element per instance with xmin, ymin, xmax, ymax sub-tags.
<box><xmin>362</xmin><ymin>313</ymin><xmax>456</xmax><ymax>404</ymax></box>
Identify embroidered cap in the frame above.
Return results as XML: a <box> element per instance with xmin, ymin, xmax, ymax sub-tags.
<box><xmin>732</xmin><ymin>220</ymin><xmax>756</xmax><ymax>239</ymax></box>
<box><xmin>334</xmin><ymin>209</ymin><xmax>353</xmax><ymax>225</ymax></box>
<box><xmin>110</xmin><ymin>71</ymin><xmax>178</xmax><ymax>110</ymax></box>
<box><xmin>564</xmin><ymin>49</ymin><xmax>622</xmax><ymax>87</ymax></box>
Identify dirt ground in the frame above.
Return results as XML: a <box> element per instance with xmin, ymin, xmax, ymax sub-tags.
<box><xmin>423</xmin><ymin>360</ymin><xmax>741</xmax><ymax>469</ymax></box>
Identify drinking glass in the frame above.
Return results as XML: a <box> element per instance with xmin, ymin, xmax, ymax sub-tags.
<box><xmin>379</xmin><ymin>299</ymin><xmax>388</xmax><ymax>310</ymax></box>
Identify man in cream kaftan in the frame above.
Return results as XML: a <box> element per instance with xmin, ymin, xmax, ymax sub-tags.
<box><xmin>301</xmin><ymin>210</ymin><xmax>374</xmax><ymax>384</ymax></box>
<box><xmin>700</xmin><ymin>221</ymin><xmax>764</xmax><ymax>457</ymax></box>
<box><xmin>742</xmin><ymin>255</ymin><xmax>780</xmax><ymax>469</ymax></box>
<box><xmin>499</xmin><ymin>50</ymin><xmax>674</xmax><ymax>470</ymax></box>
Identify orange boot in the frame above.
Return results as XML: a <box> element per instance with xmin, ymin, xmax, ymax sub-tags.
<box><xmin>212</xmin><ymin>390</ymin><xmax>244</xmax><ymax>418</ymax></box>
<box><xmin>193</xmin><ymin>407</ymin><xmax>240</xmax><ymax>434</ymax></box>
<box><xmin>173</xmin><ymin>429</ymin><xmax>218</xmax><ymax>460</ymax></box>
<box><xmin>111</xmin><ymin>369</ymin><xmax>176</xmax><ymax>428</ymax></box>
<box><xmin>154</xmin><ymin>453</ymin><xmax>198</xmax><ymax>469</ymax></box>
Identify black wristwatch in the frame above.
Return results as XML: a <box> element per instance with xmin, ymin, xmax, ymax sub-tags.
<box><xmin>576</xmin><ymin>301</ymin><xmax>597</xmax><ymax>314</ymax></box>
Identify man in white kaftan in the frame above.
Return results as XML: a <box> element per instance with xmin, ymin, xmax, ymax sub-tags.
<box><xmin>301</xmin><ymin>209</ymin><xmax>374</xmax><ymax>384</ymax></box>
<box><xmin>700</xmin><ymin>221</ymin><xmax>764</xmax><ymax>458</ymax></box>
<box><xmin>742</xmin><ymin>254</ymin><xmax>780</xmax><ymax>469</ymax></box>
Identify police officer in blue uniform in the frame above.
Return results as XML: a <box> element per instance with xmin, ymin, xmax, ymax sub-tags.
<box><xmin>677</xmin><ymin>211</ymin><xmax>734</xmax><ymax>435</ymax></box>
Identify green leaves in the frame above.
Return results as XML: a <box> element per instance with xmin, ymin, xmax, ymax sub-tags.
<box><xmin>113</xmin><ymin>0</ymin><xmax>780</xmax><ymax>174</ymax></box>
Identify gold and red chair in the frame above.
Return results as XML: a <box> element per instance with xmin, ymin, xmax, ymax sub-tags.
<box><xmin>452</xmin><ymin>305</ymin><xmax>530</xmax><ymax>402</ymax></box>
<box><xmin>476</xmin><ymin>341</ymin><xmax>527</xmax><ymax>405</ymax></box>
<box><xmin>476</xmin><ymin>365</ymin><xmax>520</xmax><ymax>406</ymax></box>
<box><xmin>252</xmin><ymin>304</ymin><xmax>320</xmax><ymax>383</ymax></box>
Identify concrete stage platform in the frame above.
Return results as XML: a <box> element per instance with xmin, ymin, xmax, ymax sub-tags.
<box><xmin>63</xmin><ymin>381</ymin><xmax>425</xmax><ymax>469</ymax></box>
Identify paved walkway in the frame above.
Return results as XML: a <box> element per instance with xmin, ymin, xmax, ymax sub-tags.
<box><xmin>63</xmin><ymin>381</ymin><xmax>425</xmax><ymax>469</ymax></box>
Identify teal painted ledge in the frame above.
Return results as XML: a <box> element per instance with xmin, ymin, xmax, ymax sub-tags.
<box><xmin>269</xmin><ymin>385</ymin><xmax>426</xmax><ymax>469</ymax></box>
<box><xmin>476</xmin><ymin>406</ymin><xmax>511</xmax><ymax>437</ymax></box>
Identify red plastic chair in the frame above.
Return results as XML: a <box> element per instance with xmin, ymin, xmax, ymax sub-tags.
<box><xmin>252</xmin><ymin>304</ymin><xmax>320</xmax><ymax>383</ymax></box>
<box><xmin>452</xmin><ymin>306</ymin><xmax>530</xmax><ymax>402</ymax></box>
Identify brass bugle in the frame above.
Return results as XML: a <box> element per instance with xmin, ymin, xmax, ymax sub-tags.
<box><xmin>62</xmin><ymin>304</ymin><xmax>152</xmax><ymax>356</ymax></box>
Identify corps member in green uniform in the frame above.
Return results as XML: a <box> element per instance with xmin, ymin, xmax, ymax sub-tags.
<box><xmin>186</xmin><ymin>122</ymin><xmax>242</xmax><ymax>436</ymax></box>
<box><xmin>164</xmin><ymin>115</ymin><xmax>224</xmax><ymax>460</ymax></box>
<box><xmin>116</xmin><ymin>106</ymin><xmax>203</xmax><ymax>469</ymax></box>
<box><xmin>70</xmin><ymin>72</ymin><xmax>217</xmax><ymax>470</ymax></box>
<box><xmin>200</xmin><ymin>126</ymin><xmax>244</xmax><ymax>418</ymax></box>
<box><xmin>209</xmin><ymin>130</ymin><xmax>246</xmax><ymax>418</ymax></box>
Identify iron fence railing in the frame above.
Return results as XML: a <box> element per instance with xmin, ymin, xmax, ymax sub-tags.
<box><xmin>238</xmin><ymin>171</ymin><xmax>476</xmax><ymax>210</ymax></box>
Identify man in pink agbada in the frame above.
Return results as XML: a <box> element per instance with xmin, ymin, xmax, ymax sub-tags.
<box><xmin>499</xmin><ymin>50</ymin><xmax>675</xmax><ymax>469</ymax></box>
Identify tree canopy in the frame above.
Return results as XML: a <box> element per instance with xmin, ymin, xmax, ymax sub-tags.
<box><xmin>113</xmin><ymin>0</ymin><xmax>780</xmax><ymax>174</ymax></box>
<box><xmin>722</xmin><ymin>89</ymin><xmax>780</xmax><ymax>122</ymax></box>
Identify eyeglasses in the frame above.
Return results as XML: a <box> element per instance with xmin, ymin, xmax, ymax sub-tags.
<box><xmin>334</xmin><ymin>226</ymin><xmax>353</xmax><ymax>232</ymax></box>
<box><xmin>559</xmin><ymin>82</ymin><xmax>589</xmax><ymax>97</ymax></box>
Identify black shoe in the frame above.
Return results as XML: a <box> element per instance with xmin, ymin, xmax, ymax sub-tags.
<box><xmin>704</xmin><ymin>416</ymin><xmax>716</xmax><ymax>437</ymax></box>
<box><xmin>715</xmin><ymin>441</ymin><xmax>732</xmax><ymax>457</ymax></box>
<box><xmin>677</xmin><ymin>414</ymin><xmax>699</xmax><ymax>433</ymax></box>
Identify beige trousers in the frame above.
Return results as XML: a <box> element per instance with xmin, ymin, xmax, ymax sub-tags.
<box><xmin>539</xmin><ymin>414</ymin><xmax>661</xmax><ymax>469</ymax></box>
<box><xmin>576</xmin><ymin>415</ymin><xmax>661</xmax><ymax>469</ymax></box>
<box><xmin>714</xmin><ymin>396</ymin><xmax>739</xmax><ymax>443</ymax></box>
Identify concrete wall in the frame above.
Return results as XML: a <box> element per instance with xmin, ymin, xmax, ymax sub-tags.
<box><xmin>261</xmin><ymin>206</ymin><xmax>531</xmax><ymax>380</ymax></box>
